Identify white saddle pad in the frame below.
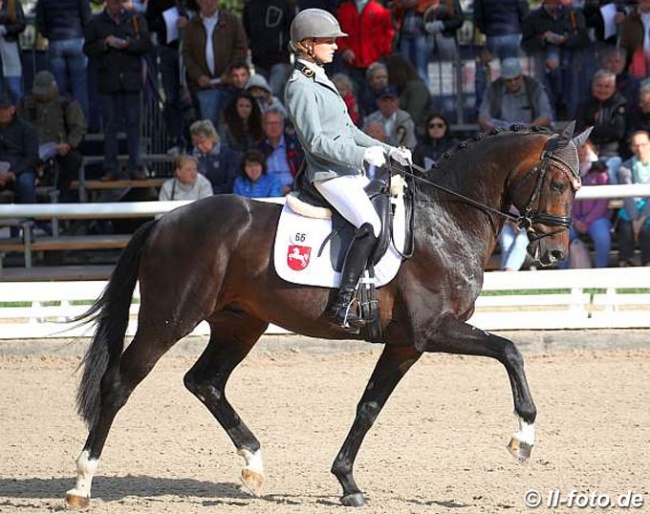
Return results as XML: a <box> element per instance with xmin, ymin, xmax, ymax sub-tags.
<box><xmin>273</xmin><ymin>196</ymin><xmax>407</xmax><ymax>288</ymax></box>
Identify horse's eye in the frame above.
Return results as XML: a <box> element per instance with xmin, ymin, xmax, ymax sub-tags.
<box><xmin>550</xmin><ymin>181</ymin><xmax>566</xmax><ymax>193</ymax></box>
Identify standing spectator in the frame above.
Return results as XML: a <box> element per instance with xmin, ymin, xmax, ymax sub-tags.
<box><xmin>412</xmin><ymin>112</ymin><xmax>458</xmax><ymax>170</ymax></box>
<box><xmin>478</xmin><ymin>57</ymin><xmax>554</xmax><ymax>131</ymax></box>
<box><xmin>521</xmin><ymin>0</ymin><xmax>589</xmax><ymax>120</ymax></box>
<box><xmin>616</xmin><ymin>130</ymin><xmax>650</xmax><ymax>267</ymax></box>
<box><xmin>619</xmin><ymin>0</ymin><xmax>650</xmax><ymax>79</ymax></box>
<box><xmin>0</xmin><ymin>93</ymin><xmax>38</xmax><ymax>207</ymax></box>
<box><xmin>258</xmin><ymin>108</ymin><xmax>303</xmax><ymax>194</ymax></box>
<box><xmin>386</xmin><ymin>53</ymin><xmax>431</xmax><ymax>135</ymax></box>
<box><xmin>83</xmin><ymin>0</ymin><xmax>151</xmax><ymax>180</ymax></box>
<box><xmin>233</xmin><ymin>148</ymin><xmax>283</xmax><ymax>198</ymax></box>
<box><xmin>575</xmin><ymin>69</ymin><xmax>627</xmax><ymax>185</ymax></box>
<box><xmin>358</xmin><ymin>61</ymin><xmax>388</xmax><ymax>118</ymax></box>
<box><xmin>336</xmin><ymin>0</ymin><xmax>394</xmax><ymax>98</ymax></box>
<box><xmin>19</xmin><ymin>71</ymin><xmax>87</xmax><ymax>200</ymax></box>
<box><xmin>245</xmin><ymin>74</ymin><xmax>287</xmax><ymax>117</ymax></box>
<box><xmin>182</xmin><ymin>0</ymin><xmax>247</xmax><ymax>129</ymax></box>
<box><xmin>332</xmin><ymin>73</ymin><xmax>361</xmax><ymax>126</ymax></box>
<box><xmin>363</xmin><ymin>86</ymin><xmax>417</xmax><ymax>149</ymax></box>
<box><xmin>0</xmin><ymin>0</ymin><xmax>26</xmax><ymax>104</ymax></box>
<box><xmin>422</xmin><ymin>0</ymin><xmax>464</xmax><ymax>63</ymax></box>
<box><xmin>242</xmin><ymin>0</ymin><xmax>295</xmax><ymax>98</ymax></box>
<box><xmin>473</xmin><ymin>0</ymin><xmax>528</xmax><ymax>61</ymax></box>
<box><xmin>146</xmin><ymin>0</ymin><xmax>198</xmax><ymax>155</ymax></box>
<box><xmin>219</xmin><ymin>91</ymin><xmax>264</xmax><ymax>155</ymax></box>
<box><xmin>36</xmin><ymin>0</ymin><xmax>92</xmax><ymax>119</ymax></box>
<box><xmin>190</xmin><ymin>119</ymin><xmax>239</xmax><ymax>194</ymax></box>
<box><xmin>159</xmin><ymin>154</ymin><xmax>213</xmax><ymax>201</ymax></box>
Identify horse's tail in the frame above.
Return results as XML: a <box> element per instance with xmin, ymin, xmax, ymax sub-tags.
<box><xmin>75</xmin><ymin>220</ymin><xmax>158</xmax><ymax>428</ymax></box>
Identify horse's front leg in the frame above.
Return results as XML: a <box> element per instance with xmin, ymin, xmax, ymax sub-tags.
<box><xmin>332</xmin><ymin>344</ymin><xmax>421</xmax><ymax>507</ymax></box>
<box><xmin>416</xmin><ymin>314</ymin><xmax>536</xmax><ymax>462</ymax></box>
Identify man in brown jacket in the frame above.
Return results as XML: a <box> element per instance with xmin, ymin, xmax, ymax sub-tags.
<box><xmin>182</xmin><ymin>0</ymin><xmax>247</xmax><ymax>129</ymax></box>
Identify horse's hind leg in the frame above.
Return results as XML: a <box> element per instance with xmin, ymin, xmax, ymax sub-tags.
<box><xmin>183</xmin><ymin>309</ymin><xmax>269</xmax><ymax>496</ymax></box>
<box><xmin>66</xmin><ymin>330</ymin><xmax>182</xmax><ymax>508</ymax></box>
<box><xmin>332</xmin><ymin>344</ymin><xmax>421</xmax><ymax>507</ymax></box>
<box><xmin>416</xmin><ymin>314</ymin><xmax>537</xmax><ymax>463</ymax></box>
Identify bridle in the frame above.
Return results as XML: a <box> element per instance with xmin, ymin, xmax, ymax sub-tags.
<box><xmin>391</xmin><ymin>134</ymin><xmax>580</xmax><ymax>243</ymax></box>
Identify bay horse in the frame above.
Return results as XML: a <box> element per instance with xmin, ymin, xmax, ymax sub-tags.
<box><xmin>65</xmin><ymin>124</ymin><xmax>588</xmax><ymax>509</ymax></box>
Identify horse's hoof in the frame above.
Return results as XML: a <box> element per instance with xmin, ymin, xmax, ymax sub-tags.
<box><xmin>507</xmin><ymin>436</ymin><xmax>533</xmax><ymax>464</ymax></box>
<box><xmin>341</xmin><ymin>492</ymin><xmax>366</xmax><ymax>507</ymax></box>
<box><xmin>240</xmin><ymin>468</ymin><xmax>264</xmax><ymax>496</ymax></box>
<box><xmin>65</xmin><ymin>492</ymin><xmax>90</xmax><ymax>510</ymax></box>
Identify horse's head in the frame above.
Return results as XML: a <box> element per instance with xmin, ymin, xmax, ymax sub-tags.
<box><xmin>508</xmin><ymin>122</ymin><xmax>592</xmax><ymax>267</ymax></box>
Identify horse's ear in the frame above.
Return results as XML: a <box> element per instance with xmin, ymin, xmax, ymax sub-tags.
<box><xmin>559</xmin><ymin>120</ymin><xmax>576</xmax><ymax>141</ymax></box>
<box><xmin>571</xmin><ymin>126</ymin><xmax>594</xmax><ymax>148</ymax></box>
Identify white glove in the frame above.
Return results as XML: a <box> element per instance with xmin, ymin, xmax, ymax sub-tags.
<box><xmin>363</xmin><ymin>146</ymin><xmax>387</xmax><ymax>168</ymax></box>
<box><xmin>389</xmin><ymin>146</ymin><xmax>413</xmax><ymax>166</ymax></box>
<box><xmin>425</xmin><ymin>21</ymin><xmax>444</xmax><ymax>34</ymax></box>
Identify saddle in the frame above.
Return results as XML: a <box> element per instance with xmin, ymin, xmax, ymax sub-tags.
<box><xmin>286</xmin><ymin>168</ymin><xmax>415</xmax><ymax>343</ymax></box>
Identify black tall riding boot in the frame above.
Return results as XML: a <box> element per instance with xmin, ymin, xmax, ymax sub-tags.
<box><xmin>329</xmin><ymin>223</ymin><xmax>378</xmax><ymax>330</ymax></box>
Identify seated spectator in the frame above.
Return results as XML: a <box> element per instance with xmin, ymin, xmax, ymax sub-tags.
<box><xmin>0</xmin><ymin>93</ymin><xmax>38</xmax><ymax>208</ymax></box>
<box><xmin>478</xmin><ymin>57</ymin><xmax>554</xmax><ymax>131</ymax></box>
<box><xmin>576</xmin><ymin>69</ymin><xmax>627</xmax><ymax>185</ymax></box>
<box><xmin>258</xmin><ymin>108</ymin><xmax>303</xmax><ymax>194</ymax></box>
<box><xmin>190</xmin><ymin>119</ymin><xmax>239</xmax><ymax>194</ymax></box>
<box><xmin>0</xmin><ymin>0</ymin><xmax>26</xmax><ymax>104</ymax></box>
<box><xmin>221</xmin><ymin>59</ymin><xmax>251</xmax><ymax>113</ymax></box>
<box><xmin>363</xmin><ymin>86</ymin><xmax>417</xmax><ymax>149</ymax></box>
<box><xmin>413</xmin><ymin>112</ymin><xmax>459</xmax><ymax>170</ymax></box>
<box><xmin>182</xmin><ymin>0</ymin><xmax>247</xmax><ymax>129</ymax></box>
<box><xmin>616</xmin><ymin>130</ymin><xmax>650</xmax><ymax>267</ymax></box>
<box><xmin>159</xmin><ymin>155</ymin><xmax>213</xmax><ymax>201</ymax></box>
<box><xmin>219</xmin><ymin>91</ymin><xmax>264</xmax><ymax>156</ymax></box>
<box><xmin>332</xmin><ymin>73</ymin><xmax>361</xmax><ymax>127</ymax></box>
<box><xmin>358</xmin><ymin>61</ymin><xmax>390</xmax><ymax>118</ymax></box>
<box><xmin>386</xmin><ymin>54</ymin><xmax>431</xmax><ymax>135</ymax></box>
<box><xmin>245</xmin><ymin>74</ymin><xmax>287</xmax><ymax>118</ymax></box>
<box><xmin>233</xmin><ymin>148</ymin><xmax>283</xmax><ymax>198</ymax></box>
<box><xmin>363</xmin><ymin>120</ymin><xmax>387</xmax><ymax>143</ymax></box>
<box><xmin>625</xmin><ymin>78</ymin><xmax>650</xmax><ymax>158</ymax></box>
<box><xmin>19</xmin><ymin>71</ymin><xmax>87</xmax><ymax>200</ymax></box>
<box><xmin>566</xmin><ymin>160</ymin><xmax>611</xmax><ymax>268</ymax></box>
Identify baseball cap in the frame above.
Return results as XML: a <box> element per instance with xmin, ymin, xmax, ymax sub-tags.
<box><xmin>500</xmin><ymin>58</ymin><xmax>523</xmax><ymax>80</ymax></box>
<box><xmin>376</xmin><ymin>86</ymin><xmax>399</xmax><ymax>99</ymax></box>
<box><xmin>32</xmin><ymin>70</ymin><xmax>57</xmax><ymax>95</ymax></box>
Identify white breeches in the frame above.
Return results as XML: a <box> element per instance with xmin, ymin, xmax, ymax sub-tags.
<box><xmin>314</xmin><ymin>174</ymin><xmax>382</xmax><ymax>238</ymax></box>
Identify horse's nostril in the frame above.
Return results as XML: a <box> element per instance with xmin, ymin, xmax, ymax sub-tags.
<box><xmin>551</xmin><ymin>250</ymin><xmax>564</xmax><ymax>262</ymax></box>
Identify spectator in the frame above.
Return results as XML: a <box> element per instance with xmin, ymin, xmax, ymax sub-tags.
<box><xmin>190</xmin><ymin>119</ymin><xmax>239</xmax><ymax>194</ymax></box>
<box><xmin>221</xmin><ymin>59</ymin><xmax>252</xmax><ymax>112</ymax></box>
<box><xmin>422</xmin><ymin>0</ymin><xmax>464</xmax><ymax>62</ymax></box>
<box><xmin>332</xmin><ymin>73</ymin><xmax>361</xmax><ymax>126</ymax></box>
<box><xmin>83</xmin><ymin>0</ymin><xmax>151</xmax><ymax>180</ymax></box>
<box><xmin>412</xmin><ymin>112</ymin><xmax>458</xmax><ymax>170</ymax></box>
<box><xmin>19</xmin><ymin>71</ymin><xmax>87</xmax><ymax>200</ymax></box>
<box><xmin>0</xmin><ymin>0</ymin><xmax>26</xmax><ymax>104</ymax></box>
<box><xmin>36</xmin><ymin>0</ymin><xmax>92</xmax><ymax>119</ymax></box>
<box><xmin>219</xmin><ymin>91</ymin><xmax>264</xmax><ymax>155</ymax></box>
<box><xmin>601</xmin><ymin>46</ymin><xmax>640</xmax><ymax>109</ymax></box>
<box><xmin>258</xmin><ymin>108</ymin><xmax>303</xmax><ymax>194</ymax></box>
<box><xmin>575</xmin><ymin>69</ymin><xmax>627</xmax><ymax>185</ymax></box>
<box><xmin>363</xmin><ymin>86</ymin><xmax>417</xmax><ymax>149</ymax></box>
<box><xmin>358</xmin><ymin>61</ymin><xmax>389</xmax><ymax>118</ymax></box>
<box><xmin>245</xmin><ymin>74</ymin><xmax>287</xmax><ymax>118</ymax></box>
<box><xmin>233</xmin><ymin>148</ymin><xmax>283</xmax><ymax>198</ymax></box>
<box><xmin>146</xmin><ymin>0</ymin><xmax>198</xmax><ymax>156</ymax></box>
<box><xmin>363</xmin><ymin>120</ymin><xmax>387</xmax><ymax>143</ymax></box>
<box><xmin>0</xmin><ymin>93</ymin><xmax>38</xmax><ymax>208</ymax></box>
<box><xmin>182</xmin><ymin>0</ymin><xmax>247</xmax><ymax>129</ymax></box>
<box><xmin>478</xmin><ymin>57</ymin><xmax>554</xmax><ymax>131</ymax></box>
<box><xmin>616</xmin><ymin>130</ymin><xmax>650</xmax><ymax>267</ymax></box>
<box><xmin>473</xmin><ymin>0</ymin><xmax>528</xmax><ymax>61</ymax></box>
<box><xmin>242</xmin><ymin>0</ymin><xmax>295</xmax><ymax>98</ymax></box>
<box><xmin>336</xmin><ymin>0</ymin><xmax>394</xmax><ymax>97</ymax></box>
<box><xmin>521</xmin><ymin>0</ymin><xmax>589</xmax><ymax>120</ymax></box>
<box><xmin>567</xmin><ymin>160</ymin><xmax>612</xmax><ymax>268</ymax></box>
<box><xmin>386</xmin><ymin>53</ymin><xmax>431</xmax><ymax>135</ymax></box>
<box><xmin>619</xmin><ymin>0</ymin><xmax>650</xmax><ymax>79</ymax></box>
<box><xmin>626</xmin><ymin>78</ymin><xmax>650</xmax><ymax>152</ymax></box>
<box><xmin>159</xmin><ymin>154</ymin><xmax>213</xmax><ymax>201</ymax></box>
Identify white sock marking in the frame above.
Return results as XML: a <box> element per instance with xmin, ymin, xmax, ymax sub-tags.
<box><xmin>66</xmin><ymin>450</ymin><xmax>99</xmax><ymax>499</ymax></box>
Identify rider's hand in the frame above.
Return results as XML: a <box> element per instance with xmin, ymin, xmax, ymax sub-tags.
<box><xmin>363</xmin><ymin>146</ymin><xmax>387</xmax><ymax>168</ymax></box>
<box><xmin>389</xmin><ymin>147</ymin><xmax>413</xmax><ymax>166</ymax></box>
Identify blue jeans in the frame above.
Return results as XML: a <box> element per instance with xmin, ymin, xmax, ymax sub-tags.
<box><xmin>48</xmin><ymin>38</ymin><xmax>89</xmax><ymax>119</ymax></box>
<box><xmin>499</xmin><ymin>223</ymin><xmax>529</xmax><ymax>270</ymax></box>
<box><xmin>158</xmin><ymin>45</ymin><xmax>185</xmax><ymax>147</ymax></box>
<box><xmin>13</xmin><ymin>171</ymin><xmax>37</xmax><ymax>203</ymax></box>
<box><xmin>195</xmin><ymin>88</ymin><xmax>224</xmax><ymax>130</ymax></box>
<box><xmin>102</xmin><ymin>91</ymin><xmax>142</xmax><ymax>174</ymax></box>
<box><xmin>486</xmin><ymin>34</ymin><xmax>522</xmax><ymax>61</ymax></box>
<box><xmin>399</xmin><ymin>34</ymin><xmax>433</xmax><ymax>88</ymax></box>
<box><xmin>3</xmin><ymin>76</ymin><xmax>22</xmax><ymax>104</ymax></box>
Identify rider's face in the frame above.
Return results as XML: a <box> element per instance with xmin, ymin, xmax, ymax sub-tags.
<box><xmin>311</xmin><ymin>37</ymin><xmax>337</xmax><ymax>64</ymax></box>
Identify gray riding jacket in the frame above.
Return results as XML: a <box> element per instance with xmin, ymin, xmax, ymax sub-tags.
<box><xmin>285</xmin><ymin>60</ymin><xmax>391</xmax><ymax>183</ymax></box>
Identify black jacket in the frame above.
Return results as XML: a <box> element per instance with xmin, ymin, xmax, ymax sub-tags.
<box><xmin>575</xmin><ymin>91</ymin><xmax>627</xmax><ymax>158</ymax></box>
<box><xmin>83</xmin><ymin>8</ymin><xmax>151</xmax><ymax>94</ymax></box>
<box><xmin>0</xmin><ymin>115</ymin><xmax>39</xmax><ymax>177</ymax></box>
<box><xmin>145</xmin><ymin>0</ymin><xmax>197</xmax><ymax>49</ymax></box>
<box><xmin>36</xmin><ymin>0</ymin><xmax>91</xmax><ymax>41</ymax></box>
<box><xmin>242</xmin><ymin>0</ymin><xmax>295</xmax><ymax>69</ymax></box>
<box><xmin>0</xmin><ymin>0</ymin><xmax>26</xmax><ymax>43</ymax></box>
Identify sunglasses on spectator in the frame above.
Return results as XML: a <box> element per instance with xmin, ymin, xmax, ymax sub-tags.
<box><xmin>428</xmin><ymin>122</ymin><xmax>445</xmax><ymax>129</ymax></box>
